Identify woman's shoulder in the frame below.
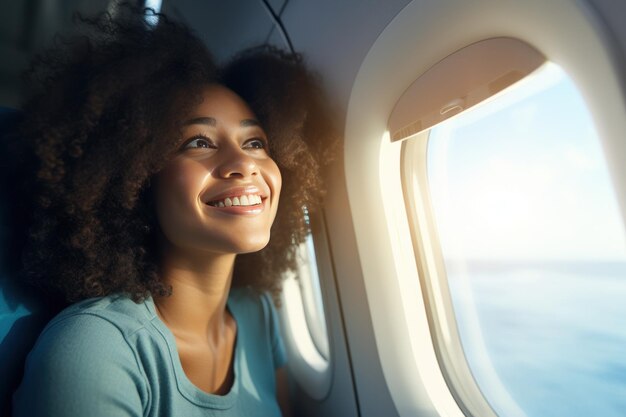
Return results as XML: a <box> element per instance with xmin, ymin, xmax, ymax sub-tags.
<box><xmin>229</xmin><ymin>287</ymin><xmax>287</xmax><ymax>369</ymax></box>
<box><xmin>39</xmin><ymin>294</ymin><xmax>153</xmax><ymax>347</ymax></box>
<box><xmin>228</xmin><ymin>287</ymin><xmax>276</xmax><ymax>317</ymax></box>
<box><xmin>228</xmin><ymin>287</ymin><xmax>282</xmax><ymax>335</ymax></box>
<box><xmin>14</xmin><ymin>295</ymin><xmax>149</xmax><ymax>416</ymax></box>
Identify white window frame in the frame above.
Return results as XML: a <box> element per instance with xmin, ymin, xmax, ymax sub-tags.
<box><xmin>402</xmin><ymin>132</ymin><xmax>525</xmax><ymax>417</ymax></box>
<box><xmin>343</xmin><ymin>0</ymin><xmax>626</xmax><ymax>416</ymax></box>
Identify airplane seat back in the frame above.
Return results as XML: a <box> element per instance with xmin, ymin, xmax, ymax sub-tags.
<box><xmin>0</xmin><ymin>106</ymin><xmax>55</xmax><ymax>414</ymax></box>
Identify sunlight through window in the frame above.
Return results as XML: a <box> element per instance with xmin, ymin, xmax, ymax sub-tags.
<box><xmin>425</xmin><ymin>63</ymin><xmax>626</xmax><ymax>417</ymax></box>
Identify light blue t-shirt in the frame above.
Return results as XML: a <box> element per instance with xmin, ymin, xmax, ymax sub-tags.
<box><xmin>13</xmin><ymin>287</ymin><xmax>287</xmax><ymax>417</ymax></box>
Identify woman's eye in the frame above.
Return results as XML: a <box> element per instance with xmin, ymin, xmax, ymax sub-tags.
<box><xmin>182</xmin><ymin>136</ymin><xmax>215</xmax><ymax>150</ymax></box>
<box><xmin>244</xmin><ymin>138</ymin><xmax>267</xmax><ymax>150</ymax></box>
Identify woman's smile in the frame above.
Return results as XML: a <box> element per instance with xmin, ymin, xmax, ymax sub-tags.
<box><xmin>203</xmin><ymin>185</ymin><xmax>267</xmax><ymax>214</ymax></box>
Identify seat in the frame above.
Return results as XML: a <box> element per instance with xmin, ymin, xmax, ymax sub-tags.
<box><xmin>0</xmin><ymin>107</ymin><xmax>54</xmax><ymax>415</ymax></box>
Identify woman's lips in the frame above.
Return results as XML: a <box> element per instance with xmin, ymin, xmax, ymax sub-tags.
<box><xmin>205</xmin><ymin>196</ymin><xmax>267</xmax><ymax>215</ymax></box>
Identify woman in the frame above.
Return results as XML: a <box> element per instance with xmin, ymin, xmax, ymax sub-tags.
<box><xmin>6</xmin><ymin>6</ymin><xmax>335</xmax><ymax>417</ymax></box>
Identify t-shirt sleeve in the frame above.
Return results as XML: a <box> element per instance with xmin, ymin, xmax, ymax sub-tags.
<box><xmin>261</xmin><ymin>292</ymin><xmax>287</xmax><ymax>369</ymax></box>
<box><xmin>13</xmin><ymin>314</ymin><xmax>146</xmax><ymax>417</ymax></box>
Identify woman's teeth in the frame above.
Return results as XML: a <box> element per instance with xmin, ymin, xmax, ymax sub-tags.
<box><xmin>208</xmin><ymin>194</ymin><xmax>263</xmax><ymax>208</ymax></box>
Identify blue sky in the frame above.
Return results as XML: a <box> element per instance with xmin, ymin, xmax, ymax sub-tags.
<box><xmin>427</xmin><ymin>63</ymin><xmax>626</xmax><ymax>262</ymax></box>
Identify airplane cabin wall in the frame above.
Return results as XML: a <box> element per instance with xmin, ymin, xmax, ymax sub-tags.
<box><xmin>272</xmin><ymin>0</ymin><xmax>626</xmax><ymax>416</ymax></box>
<box><xmin>346</xmin><ymin>2</ymin><xmax>626</xmax><ymax>417</ymax></box>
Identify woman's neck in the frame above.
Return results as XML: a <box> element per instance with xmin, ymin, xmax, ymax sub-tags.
<box><xmin>154</xmin><ymin>247</ymin><xmax>237</xmax><ymax>345</ymax></box>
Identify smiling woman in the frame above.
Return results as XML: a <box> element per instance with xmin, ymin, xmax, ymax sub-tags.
<box><xmin>2</xmin><ymin>5</ymin><xmax>336</xmax><ymax>417</ymax></box>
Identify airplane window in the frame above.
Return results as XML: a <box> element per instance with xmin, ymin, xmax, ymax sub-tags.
<box><xmin>283</xmin><ymin>232</ymin><xmax>329</xmax><ymax>357</ymax></box>
<box><xmin>423</xmin><ymin>62</ymin><xmax>626</xmax><ymax>417</ymax></box>
<box><xmin>143</xmin><ymin>0</ymin><xmax>162</xmax><ymax>25</ymax></box>
<box><xmin>279</xmin><ymin>212</ymin><xmax>331</xmax><ymax>398</ymax></box>
<box><xmin>299</xmin><ymin>231</ymin><xmax>330</xmax><ymax>359</ymax></box>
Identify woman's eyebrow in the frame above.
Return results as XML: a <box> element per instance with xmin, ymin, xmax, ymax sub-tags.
<box><xmin>182</xmin><ymin>117</ymin><xmax>259</xmax><ymax>127</ymax></box>
<box><xmin>240</xmin><ymin>119</ymin><xmax>260</xmax><ymax>127</ymax></box>
<box><xmin>184</xmin><ymin>116</ymin><xmax>216</xmax><ymax>126</ymax></box>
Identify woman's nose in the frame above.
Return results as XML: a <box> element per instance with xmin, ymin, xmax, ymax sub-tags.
<box><xmin>216</xmin><ymin>147</ymin><xmax>259</xmax><ymax>179</ymax></box>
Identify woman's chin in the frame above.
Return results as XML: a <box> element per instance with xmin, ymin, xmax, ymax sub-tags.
<box><xmin>206</xmin><ymin>233</ymin><xmax>271</xmax><ymax>255</ymax></box>
<box><xmin>235</xmin><ymin>237</ymin><xmax>271</xmax><ymax>254</ymax></box>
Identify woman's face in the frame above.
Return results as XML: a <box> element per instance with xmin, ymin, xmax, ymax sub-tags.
<box><xmin>154</xmin><ymin>84</ymin><xmax>282</xmax><ymax>257</ymax></box>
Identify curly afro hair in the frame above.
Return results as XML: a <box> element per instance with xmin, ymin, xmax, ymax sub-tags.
<box><xmin>0</xmin><ymin>7</ymin><xmax>337</xmax><ymax>305</ymax></box>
